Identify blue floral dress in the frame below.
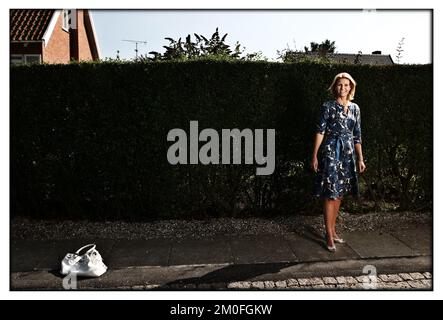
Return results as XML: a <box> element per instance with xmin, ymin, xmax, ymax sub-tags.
<box><xmin>314</xmin><ymin>100</ymin><xmax>362</xmax><ymax>199</ymax></box>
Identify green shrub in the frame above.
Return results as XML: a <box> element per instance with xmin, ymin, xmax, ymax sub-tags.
<box><xmin>11</xmin><ymin>61</ymin><xmax>432</xmax><ymax>220</ymax></box>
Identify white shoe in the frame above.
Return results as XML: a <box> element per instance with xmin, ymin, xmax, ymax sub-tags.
<box><xmin>333</xmin><ymin>236</ymin><xmax>346</xmax><ymax>244</ymax></box>
<box><xmin>325</xmin><ymin>234</ymin><xmax>336</xmax><ymax>252</ymax></box>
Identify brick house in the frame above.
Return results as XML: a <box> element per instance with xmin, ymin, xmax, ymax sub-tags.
<box><xmin>10</xmin><ymin>9</ymin><xmax>100</xmax><ymax>64</ymax></box>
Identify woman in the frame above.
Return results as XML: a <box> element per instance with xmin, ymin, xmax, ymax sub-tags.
<box><xmin>311</xmin><ymin>72</ymin><xmax>366</xmax><ymax>252</ymax></box>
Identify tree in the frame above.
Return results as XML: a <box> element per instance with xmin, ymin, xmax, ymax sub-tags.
<box><xmin>278</xmin><ymin>39</ymin><xmax>336</xmax><ymax>63</ymax></box>
<box><xmin>354</xmin><ymin>51</ymin><xmax>362</xmax><ymax>65</ymax></box>
<box><xmin>138</xmin><ymin>28</ymin><xmax>265</xmax><ymax>62</ymax></box>
<box><xmin>243</xmin><ymin>51</ymin><xmax>268</xmax><ymax>62</ymax></box>
<box><xmin>395</xmin><ymin>37</ymin><xmax>405</xmax><ymax>64</ymax></box>
<box><xmin>304</xmin><ymin>39</ymin><xmax>336</xmax><ymax>56</ymax></box>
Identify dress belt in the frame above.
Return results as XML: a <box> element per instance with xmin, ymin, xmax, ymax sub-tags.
<box><xmin>335</xmin><ymin>137</ymin><xmax>344</xmax><ymax>161</ymax></box>
<box><xmin>327</xmin><ymin>134</ymin><xmax>352</xmax><ymax>161</ymax></box>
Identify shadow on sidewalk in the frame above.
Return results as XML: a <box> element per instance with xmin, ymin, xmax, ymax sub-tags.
<box><xmin>299</xmin><ymin>225</ymin><xmax>325</xmax><ymax>246</ymax></box>
<box><xmin>155</xmin><ymin>228</ymin><xmax>327</xmax><ymax>289</ymax></box>
<box><xmin>156</xmin><ymin>262</ymin><xmax>298</xmax><ymax>289</ymax></box>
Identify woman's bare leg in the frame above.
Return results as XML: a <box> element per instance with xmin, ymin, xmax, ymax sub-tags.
<box><xmin>332</xmin><ymin>197</ymin><xmax>342</xmax><ymax>238</ymax></box>
<box><xmin>323</xmin><ymin>199</ymin><xmax>336</xmax><ymax>247</ymax></box>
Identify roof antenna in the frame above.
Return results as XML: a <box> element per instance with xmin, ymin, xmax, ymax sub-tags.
<box><xmin>122</xmin><ymin>39</ymin><xmax>147</xmax><ymax>59</ymax></box>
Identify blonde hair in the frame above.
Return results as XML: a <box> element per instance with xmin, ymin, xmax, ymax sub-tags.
<box><xmin>328</xmin><ymin>72</ymin><xmax>357</xmax><ymax>101</ymax></box>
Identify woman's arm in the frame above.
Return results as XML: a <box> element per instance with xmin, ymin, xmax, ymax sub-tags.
<box><xmin>312</xmin><ymin>103</ymin><xmax>329</xmax><ymax>172</ymax></box>
<box><xmin>354</xmin><ymin>143</ymin><xmax>366</xmax><ymax>173</ymax></box>
<box><xmin>353</xmin><ymin>106</ymin><xmax>365</xmax><ymax>173</ymax></box>
<box><xmin>311</xmin><ymin>133</ymin><xmax>324</xmax><ymax>172</ymax></box>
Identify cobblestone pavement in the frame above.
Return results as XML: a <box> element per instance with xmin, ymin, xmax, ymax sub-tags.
<box><xmin>109</xmin><ymin>272</ymin><xmax>432</xmax><ymax>290</ymax></box>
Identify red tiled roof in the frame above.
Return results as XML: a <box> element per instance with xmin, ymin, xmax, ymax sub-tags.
<box><xmin>10</xmin><ymin>9</ymin><xmax>55</xmax><ymax>41</ymax></box>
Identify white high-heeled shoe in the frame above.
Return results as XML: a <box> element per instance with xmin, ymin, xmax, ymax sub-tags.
<box><xmin>333</xmin><ymin>236</ymin><xmax>346</xmax><ymax>244</ymax></box>
<box><xmin>325</xmin><ymin>234</ymin><xmax>336</xmax><ymax>252</ymax></box>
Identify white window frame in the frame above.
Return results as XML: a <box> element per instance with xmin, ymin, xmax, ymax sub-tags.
<box><xmin>62</xmin><ymin>9</ymin><xmax>70</xmax><ymax>31</ymax></box>
<box><xmin>62</xmin><ymin>9</ymin><xmax>76</xmax><ymax>31</ymax></box>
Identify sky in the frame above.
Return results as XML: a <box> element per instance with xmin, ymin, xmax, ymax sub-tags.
<box><xmin>91</xmin><ymin>10</ymin><xmax>432</xmax><ymax>64</ymax></box>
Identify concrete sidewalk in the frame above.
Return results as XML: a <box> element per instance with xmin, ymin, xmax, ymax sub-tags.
<box><xmin>10</xmin><ymin>226</ymin><xmax>432</xmax><ymax>290</ymax></box>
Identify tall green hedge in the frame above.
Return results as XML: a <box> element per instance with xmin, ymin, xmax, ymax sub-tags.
<box><xmin>11</xmin><ymin>61</ymin><xmax>432</xmax><ymax>220</ymax></box>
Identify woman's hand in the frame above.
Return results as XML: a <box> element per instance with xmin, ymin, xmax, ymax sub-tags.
<box><xmin>358</xmin><ymin>160</ymin><xmax>366</xmax><ymax>173</ymax></box>
<box><xmin>311</xmin><ymin>156</ymin><xmax>319</xmax><ymax>172</ymax></box>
